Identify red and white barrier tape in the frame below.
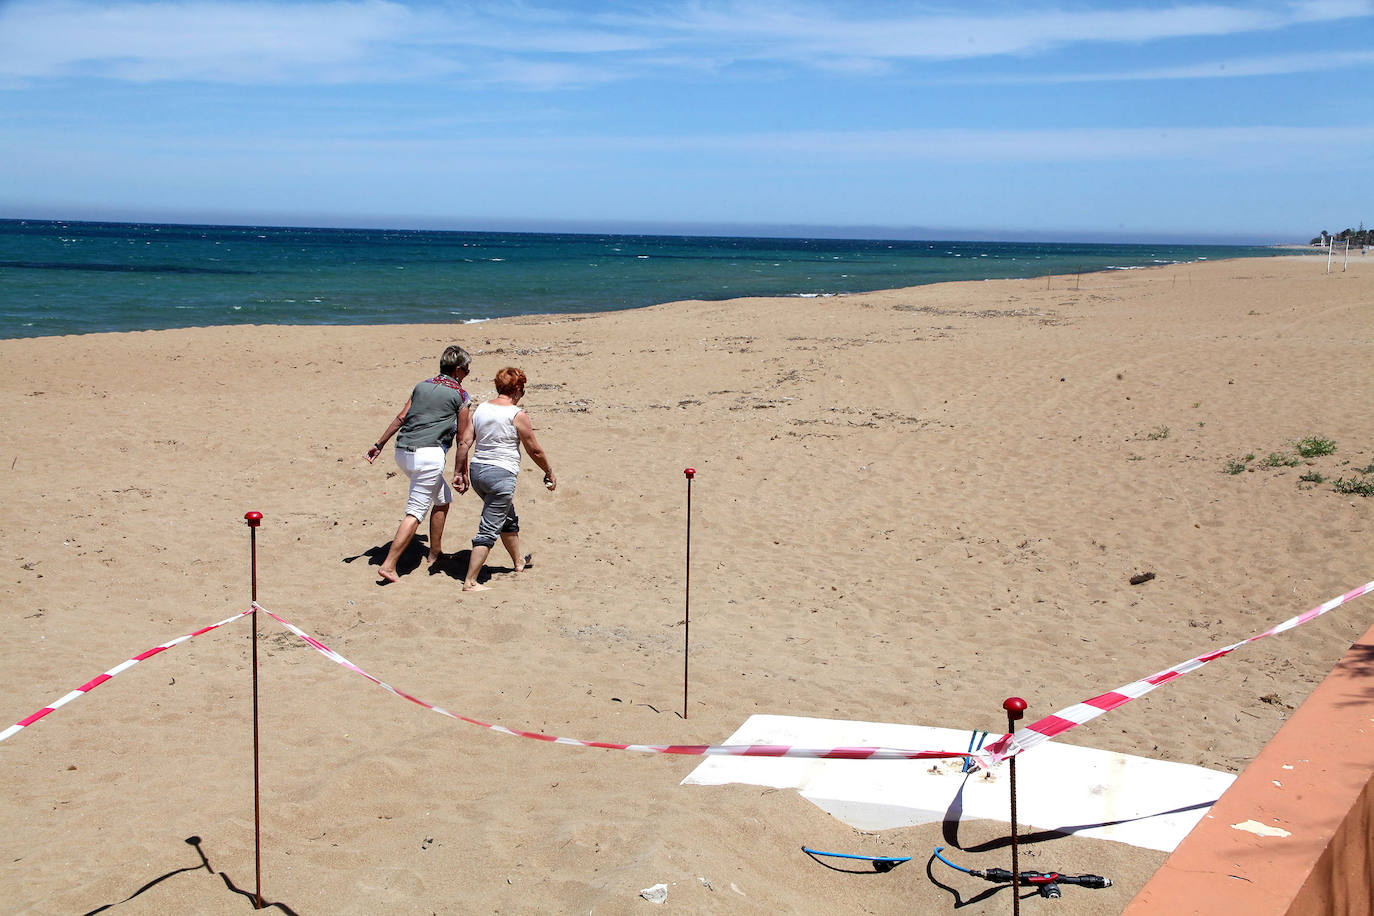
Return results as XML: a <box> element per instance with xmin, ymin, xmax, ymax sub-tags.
<box><xmin>0</xmin><ymin>608</ymin><xmax>254</xmax><ymax>744</ymax></box>
<box><xmin>261</xmin><ymin>580</ymin><xmax>1372</xmax><ymax>763</ymax></box>
<box><xmin>6</xmin><ymin>582</ymin><xmax>1368</xmax><ymax>762</ymax></box>
<box><xmin>974</xmin><ymin>579</ymin><xmax>1374</xmax><ymax>768</ymax></box>
<box><xmin>254</xmin><ymin>604</ymin><xmax>970</xmax><ymax>761</ymax></box>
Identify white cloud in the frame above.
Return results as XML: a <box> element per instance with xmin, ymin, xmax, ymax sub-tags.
<box><xmin>0</xmin><ymin>0</ymin><xmax>419</xmax><ymax>83</ymax></box>
<box><xmin>592</xmin><ymin>1</ymin><xmax>1374</xmax><ymax>64</ymax></box>
<box><xmin>147</xmin><ymin>122</ymin><xmax>1370</xmax><ymax>166</ymax></box>
<box><xmin>570</xmin><ymin>124</ymin><xmax>1374</xmax><ymax>164</ymax></box>
<box><xmin>0</xmin><ymin>0</ymin><xmax>1369</xmax><ymax>86</ymax></box>
<box><xmin>955</xmin><ymin>49</ymin><xmax>1374</xmax><ymax>84</ymax></box>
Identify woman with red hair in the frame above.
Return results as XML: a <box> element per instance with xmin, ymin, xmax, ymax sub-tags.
<box><xmin>458</xmin><ymin>367</ymin><xmax>556</xmax><ymax>592</ymax></box>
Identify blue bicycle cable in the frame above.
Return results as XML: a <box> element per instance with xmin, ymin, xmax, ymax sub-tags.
<box><xmin>802</xmin><ymin>847</ymin><xmax>912</xmax><ymax>865</ymax></box>
<box><xmin>961</xmin><ymin>729</ymin><xmax>988</xmax><ymax>773</ymax></box>
<box><xmin>932</xmin><ymin>846</ymin><xmax>972</xmax><ymax>873</ymax></box>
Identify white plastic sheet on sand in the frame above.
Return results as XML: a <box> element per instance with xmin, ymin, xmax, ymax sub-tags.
<box><xmin>682</xmin><ymin>714</ymin><xmax>1234</xmax><ymax>852</ymax></box>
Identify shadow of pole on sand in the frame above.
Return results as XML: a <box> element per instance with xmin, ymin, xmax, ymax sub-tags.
<box><xmin>82</xmin><ymin>835</ymin><xmax>300</xmax><ymax>915</ymax></box>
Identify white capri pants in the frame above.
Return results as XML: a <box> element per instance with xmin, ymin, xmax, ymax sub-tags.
<box><xmin>395</xmin><ymin>446</ymin><xmax>452</xmax><ymax>521</ymax></box>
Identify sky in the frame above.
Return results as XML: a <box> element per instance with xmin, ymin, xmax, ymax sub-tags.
<box><xmin>1</xmin><ymin>0</ymin><xmax>1371</xmax><ymax>243</ymax></box>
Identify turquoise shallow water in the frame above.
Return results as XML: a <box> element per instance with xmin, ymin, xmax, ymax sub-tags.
<box><xmin>0</xmin><ymin>219</ymin><xmax>1286</xmax><ymax>338</ymax></box>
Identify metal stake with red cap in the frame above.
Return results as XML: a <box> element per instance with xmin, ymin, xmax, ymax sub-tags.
<box><xmin>1003</xmin><ymin>696</ymin><xmax>1027</xmax><ymax>915</ymax></box>
<box><xmin>683</xmin><ymin>469</ymin><xmax>695</xmax><ymax>719</ymax></box>
<box><xmin>244</xmin><ymin>511</ymin><xmax>264</xmax><ymax>910</ymax></box>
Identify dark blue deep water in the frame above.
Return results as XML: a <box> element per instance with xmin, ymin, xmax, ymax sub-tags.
<box><xmin>0</xmin><ymin>219</ymin><xmax>1288</xmax><ymax>338</ymax></box>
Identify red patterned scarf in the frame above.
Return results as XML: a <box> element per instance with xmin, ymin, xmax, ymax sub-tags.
<box><xmin>426</xmin><ymin>375</ymin><xmax>469</xmax><ymax>402</ymax></box>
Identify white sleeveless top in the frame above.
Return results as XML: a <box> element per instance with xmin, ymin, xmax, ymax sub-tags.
<box><xmin>470</xmin><ymin>402</ymin><xmax>523</xmax><ymax>475</ymax></box>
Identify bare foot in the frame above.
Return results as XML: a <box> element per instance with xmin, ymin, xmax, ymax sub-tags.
<box><xmin>378</xmin><ymin>567</ymin><xmax>399</xmax><ymax>584</ymax></box>
<box><xmin>462</xmin><ymin>582</ymin><xmax>490</xmax><ymax>592</ymax></box>
<box><xmin>515</xmin><ymin>553</ymin><xmax>532</xmax><ymax>572</ymax></box>
<box><xmin>427</xmin><ymin>553</ymin><xmax>444</xmax><ymax>566</ymax></box>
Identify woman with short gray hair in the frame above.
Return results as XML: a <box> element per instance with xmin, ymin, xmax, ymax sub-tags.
<box><xmin>366</xmin><ymin>345</ymin><xmax>472</xmax><ymax>583</ymax></box>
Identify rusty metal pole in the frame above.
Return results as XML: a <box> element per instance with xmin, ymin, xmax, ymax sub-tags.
<box><xmin>1003</xmin><ymin>697</ymin><xmax>1027</xmax><ymax>916</ymax></box>
<box><xmin>245</xmin><ymin>511</ymin><xmax>264</xmax><ymax>910</ymax></box>
<box><xmin>683</xmin><ymin>469</ymin><xmax>695</xmax><ymax>719</ymax></box>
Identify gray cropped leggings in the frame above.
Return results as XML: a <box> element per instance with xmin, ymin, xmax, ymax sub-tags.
<box><xmin>469</xmin><ymin>461</ymin><xmax>520</xmax><ymax>548</ymax></box>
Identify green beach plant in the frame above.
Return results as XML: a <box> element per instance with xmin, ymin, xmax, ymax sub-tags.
<box><xmin>1332</xmin><ymin>476</ymin><xmax>1374</xmax><ymax>497</ymax></box>
<box><xmin>1224</xmin><ymin>454</ymin><xmax>1254</xmax><ymax>475</ymax></box>
<box><xmin>1298</xmin><ymin>471</ymin><xmax>1326</xmax><ymax>484</ymax></box>
<box><xmin>1146</xmin><ymin>425</ymin><xmax>1170</xmax><ymax>441</ymax></box>
<box><xmin>1260</xmin><ymin>451</ymin><xmax>1301</xmax><ymax>468</ymax></box>
<box><xmin>1295</xmin><ymin>436</ymin><xmax>1337</xmax><ymax>458</ymax></box>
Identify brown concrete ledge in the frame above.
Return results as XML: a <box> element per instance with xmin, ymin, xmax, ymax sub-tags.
<box><xmin>1124</xmin><ymin>622</ymin><xmax>1374</xmax><ymax>915</ymax></box>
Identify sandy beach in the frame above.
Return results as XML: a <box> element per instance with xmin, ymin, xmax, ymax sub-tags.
<box><xmin>2</xmin><ymin>254</ymin><xmax>1370</xmax><ymax>914</ymax></box>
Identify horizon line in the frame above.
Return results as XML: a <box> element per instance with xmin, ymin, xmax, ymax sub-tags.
<box><xmin>0</xmin><ymin>210</ymin><xmax>1307</xmax><ymax>247</ymax></box>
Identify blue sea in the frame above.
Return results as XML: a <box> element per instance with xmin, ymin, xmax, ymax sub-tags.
<box><xmin>0</xmin><ymin>219</ymin><xmax>1288</xmax><ymax>339</ymax></box>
